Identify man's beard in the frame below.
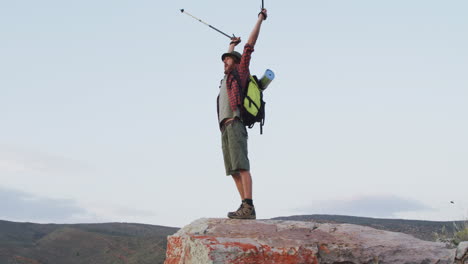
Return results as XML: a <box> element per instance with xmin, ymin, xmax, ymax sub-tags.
<box><xmin>224</xmin><ymin>64</ymin><xmax>235</xmax><ymax>74</ymax></box>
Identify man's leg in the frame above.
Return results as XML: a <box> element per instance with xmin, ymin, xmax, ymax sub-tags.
<box><xmin>228</xmin><ymin>169</ymin><xmax>255</xmax><ymax>219</ymax></box>
<box><xmin>239</xmin><ymin>170</ymin><xmax>252</xmax><ymax>200</ymax></box>
<box><xmin>232</xmin><ymin>173</ymin><xmax>245</xmax><ymax>200</ymax></box>
<box><xmin>228</xmin><ymin>173</ymin><xmax>245</xmax><ymax>218</ymax></box>
<box><xmin>226</xmin><ymin>121</ymin><xmax>255</xmax><ymax>219</ymax></box>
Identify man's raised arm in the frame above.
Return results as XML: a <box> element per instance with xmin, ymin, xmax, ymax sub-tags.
<box><xmin>247</xmin><ymin>9</ymin><xmax>267</xmax><ymax>47</ymax></box>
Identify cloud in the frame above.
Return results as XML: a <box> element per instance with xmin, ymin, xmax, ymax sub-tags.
<box><xmin>0</xmin><ymin>186</ymin><xmax>88</xmax><ymax>223</ymax></box>
<box><xmin>78</xmin><ymin>201</ymin><xmax>158</xmax><ymax>223</ymax></box>
<box><xmin>0</xmin><ymin>186</ymin><xmax>160</xmax><ymax>224</ymax></box>
<box><xmin>0</xmin><ymin>145</ymin><xmax>89</xmax><ymax>175</ymax></box>
<box><xmin>301</xmin><ymin>195</ymin><xmax>432</xmax><ymax>218</ymax></box>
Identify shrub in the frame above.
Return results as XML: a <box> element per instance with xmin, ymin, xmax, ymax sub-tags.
<box><xmin>453</xmin><ymin>222</ymin><xmax>468</xmax><ymax>245</ymax></box>
<box><xmin>434</xmin><ymin>221</ymin><xmax>468</xmax><ymax>247</ymax></box>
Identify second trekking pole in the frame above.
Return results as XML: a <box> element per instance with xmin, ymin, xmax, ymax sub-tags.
<box><xmin>180</xmin><ymin>9</ymin><xmax>236</xmax><ymax>40</ymax></box>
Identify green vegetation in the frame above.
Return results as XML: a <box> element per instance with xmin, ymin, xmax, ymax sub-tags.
<box><xmin>453</xmin><ymin>221</ymin><xmax>468</xmax><ymax>245</ymax></box>
<box><xmin>434</xmin><ymin>220</ymin><xmax>468</xmax><ymax>246</ymax></box>
<box><xmin>0</xmin><ymin>220</ymin><xmax>179</xmax><ymax>264</ymax></box>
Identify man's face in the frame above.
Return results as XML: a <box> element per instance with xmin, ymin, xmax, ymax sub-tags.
<box><xmin>223</xmin><ymin>56</ymin><xmax>237</xmax><ymax>74</ymax></box>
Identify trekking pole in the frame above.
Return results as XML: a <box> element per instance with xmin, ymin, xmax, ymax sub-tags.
<box><xmin>180</xmin><ymin>9</ymin><xmax>236</xmax><ymax>40</ymax></box>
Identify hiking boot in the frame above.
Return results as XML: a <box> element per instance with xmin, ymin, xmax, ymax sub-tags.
<box><xmin>227</xmin><ymin>202</ymin><xmax>256</xmax><ymax>220</ymax></box>
<box><xmin>227</xmin><ymin>201</ymin><xmax>246</xmax><ymax>218</ymax></box>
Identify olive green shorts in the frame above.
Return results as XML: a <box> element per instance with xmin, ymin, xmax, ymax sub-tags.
<box><xmin>221</xmin><ymin>120</ymin><xmax>250</xmax><ymax>176</ymax></box>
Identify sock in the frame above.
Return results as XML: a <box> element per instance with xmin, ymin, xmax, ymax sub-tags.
<box><xmin>244</xmin><ymin>199</ymin><xmax>254</xmax><ymax>206</ymax></box>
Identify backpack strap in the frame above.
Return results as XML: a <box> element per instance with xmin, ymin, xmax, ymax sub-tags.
<box><xmin>252</xmin><ymin>75</ymin><xmax>264</xmax><ymax>90</ymax></box>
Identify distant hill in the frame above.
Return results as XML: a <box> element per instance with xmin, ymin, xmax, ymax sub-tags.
<box><xmin>0</xmin><ymin>220</ymin><xmax>179</xmax><ymax>264</ymax></box>
<box><xmin>272</xmin><ymin>214</ymin><xmax>465</xmax><ymax>242</ymax></box>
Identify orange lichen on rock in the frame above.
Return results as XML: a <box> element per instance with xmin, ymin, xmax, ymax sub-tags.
<box><xmin>164</xmin><ymin>236</ymin><xmax>184</xmax><ymax>264</ymax></box>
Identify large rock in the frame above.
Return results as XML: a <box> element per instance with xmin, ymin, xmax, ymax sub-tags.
<box><xmin>456</xmin><ymin>242</ymin><xmax>468</xmax><ymax>263</ymax></box>
<box><xmin>164</xmin><ymin>218</ymin><xmax>466</xmax><ymax>264</ymax></box>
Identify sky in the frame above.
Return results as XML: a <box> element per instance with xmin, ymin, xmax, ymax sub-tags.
<box><xmin>1</xmin><ymin>0</ymin><xmax>467</xmax><ymax>228</ymax></box>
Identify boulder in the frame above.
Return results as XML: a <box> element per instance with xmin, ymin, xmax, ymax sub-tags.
<box><xmin>165</xmin><ymin>218</ymin><xmax>464</xmax><ymax>264</ymax></box>
<box><xmin>456</xmin><ymin>241</ymin><xmax>468</xmax><ymax>263</ymax></box>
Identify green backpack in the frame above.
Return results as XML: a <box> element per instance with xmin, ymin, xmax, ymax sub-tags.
<box><xmin>239</xmin><ymin>75</ymin><xmax>266</xmax><ymax>134</ymax></box>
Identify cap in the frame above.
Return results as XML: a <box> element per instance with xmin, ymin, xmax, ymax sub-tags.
<box><xmin>221</xmin><ymin>51</ymin><xmax>242</xmax><ymax>63</ymax></box>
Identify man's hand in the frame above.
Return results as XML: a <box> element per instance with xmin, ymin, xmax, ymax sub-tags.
<box><xmin>230</xmin><ymin>37</ymin><xmax>241</xmax><ymax>46</ymax></box>
<box><xmin>228</xmin><ymin>37</ymin><xmax>241</xmax><ymax>52</ymax></box>
<box><xmin>258</xmin><ymin>8</ymin><xmax>267</xmax><ymax>21</ymax></box>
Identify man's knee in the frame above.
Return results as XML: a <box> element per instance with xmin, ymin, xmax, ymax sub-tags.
<box><xmin>239</xmin><ymin>169</ymin><xmax>250</xmax><ymax>176</ymax></box>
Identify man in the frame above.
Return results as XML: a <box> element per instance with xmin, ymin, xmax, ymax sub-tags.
<box><xmin>217</xmin><ymin>9</ymin><xmax>267</xmax><ymax>219</ymax></box>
